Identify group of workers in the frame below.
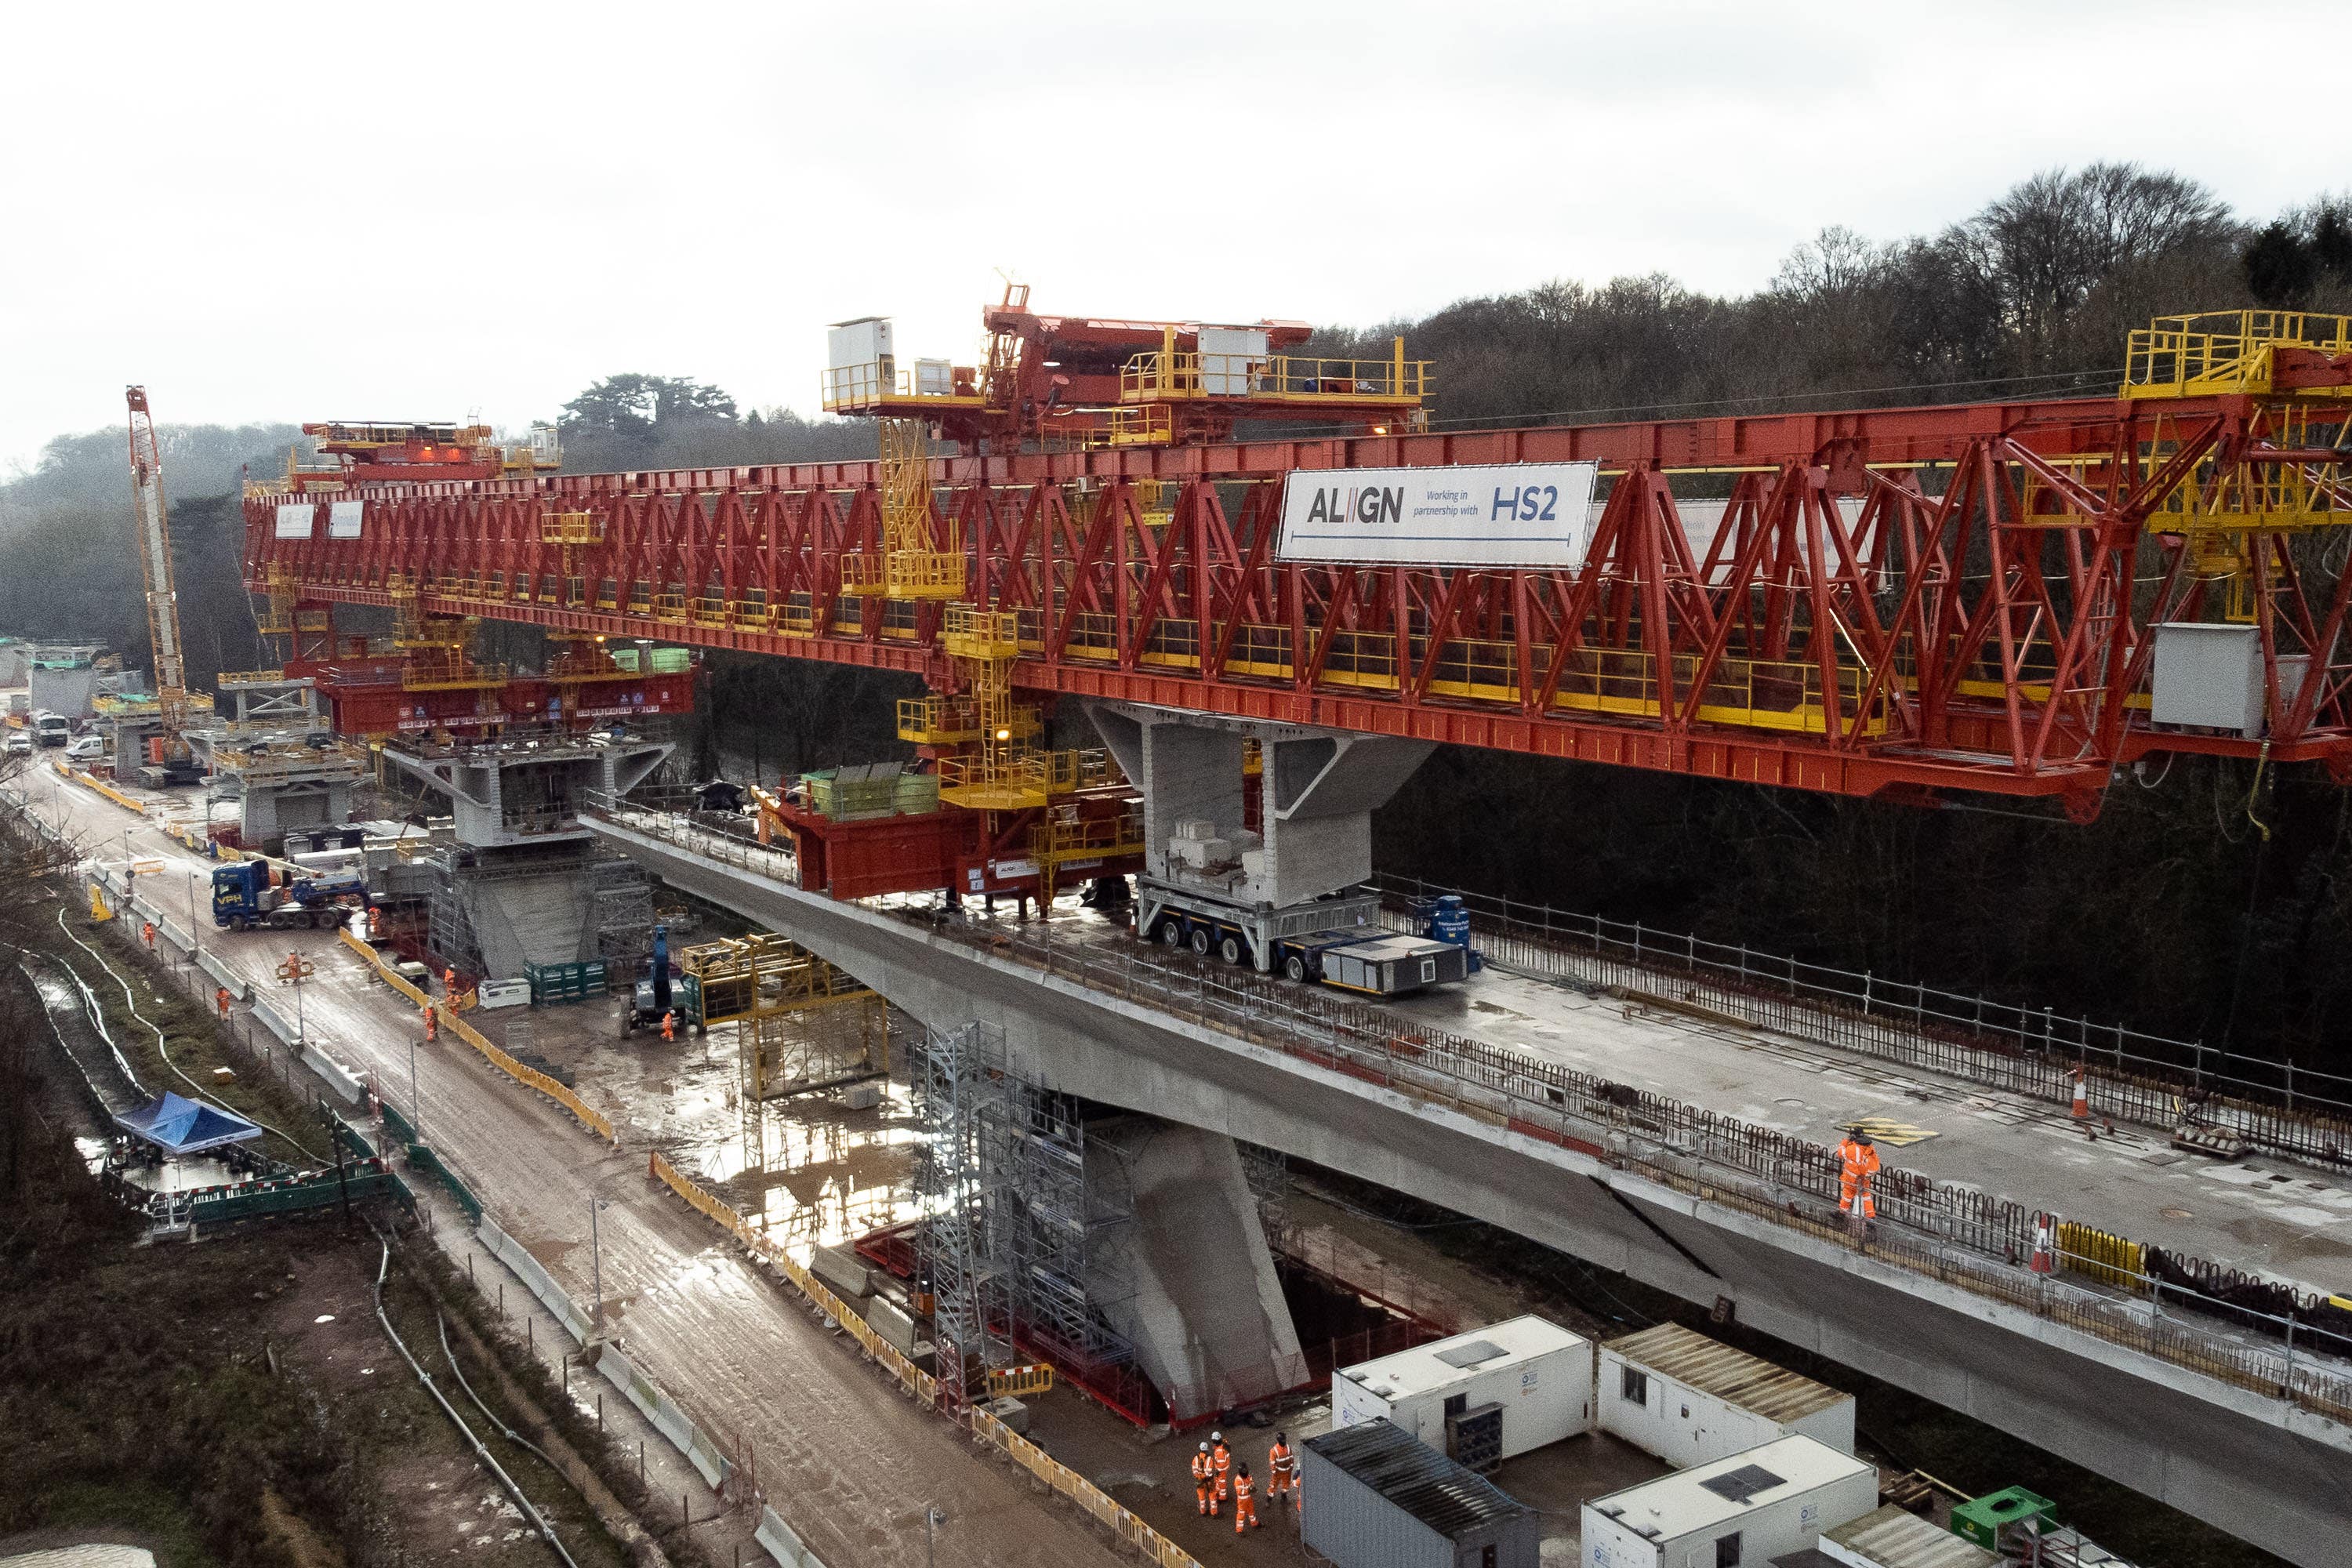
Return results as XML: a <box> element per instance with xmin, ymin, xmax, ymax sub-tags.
<box><xmin>1190</xmin><ymin>1430</ymin><xmax>1298</xmax><ymax>1534</ymax></box>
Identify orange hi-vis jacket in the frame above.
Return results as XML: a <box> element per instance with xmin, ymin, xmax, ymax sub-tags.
<box><xmin>1212</xmin><ymin>1443</ymin><xmax>1232</xmax><ymax>1489</ymax></box>
<box><xmin>1838</xmin><ymin>1137</ymin><xmax>1881</xmax><ymax>1214</ymax></box>
<box><xmin>1269</xmin><ymin>1441</ymin><xmax>1295</xmax><ymax>1487</ymax></box>
<box><xmin>1235</xmin><ymin>1474</ymin><xmax>1254</xmax><ymax>1501</ymax></box>
<box><xmin>1191</xmin><ymin>1451</ymin><xmax>1214</xmax><ymax>1486</ymax></box>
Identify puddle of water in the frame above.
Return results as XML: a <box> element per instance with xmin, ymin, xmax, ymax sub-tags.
<box><xmin>667</xmin><ymin>1078</ymin><xmax>933</xmax><ymax>1265</ymax></box>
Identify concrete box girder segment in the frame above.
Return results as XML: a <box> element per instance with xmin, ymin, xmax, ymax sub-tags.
<box><xmin>583</xmin><ymin>812</ymin><xmax>2352</xmax><ymax>1568</ymax></box>
<box><xmin>383</xmin><ymin>735</ymin><xmax>671</xmax><ymax>848</ymax></box>
<box><xmin>1086</xmin><ymin>700</ymin><xmax>1434</xmax><ymax>908</ymax></box>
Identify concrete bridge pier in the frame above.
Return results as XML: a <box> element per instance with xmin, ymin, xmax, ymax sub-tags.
<box><xmin>1083</xmin><ymin>1118</ymin><xmax>1309</xmax><ymax>1421</ymax></box>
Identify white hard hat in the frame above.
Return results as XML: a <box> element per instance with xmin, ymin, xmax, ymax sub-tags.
<box><xmin>1199</xmin><ymin>1441</ymin><xmax>1209</xmax><ymax>1452</ymax></box>
<box><xmin>1212</xmin><ymin>1430</ymin><xmax>1223</xmax><ymax>1442</ymax></box>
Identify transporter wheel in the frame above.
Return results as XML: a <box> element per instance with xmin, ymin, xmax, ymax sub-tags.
<box><xmin>1284</xmin><ymin>953</ymin><xmax>1308</xmax><ymax>982</ymax></box>
<box><xmin>1219</xmin><ymin>934</ymin><xmax>1247</xmax><ymax>966</ymax></box>
<box><xmin>1157</xmin><ymin>917</ymin><xmax>1185</xmax><ymax>948</ymax></box>
<box><xmin>1189</xmin><ymin>926</ymin><xmax>1213</xmax><ymax>956</ymax></box>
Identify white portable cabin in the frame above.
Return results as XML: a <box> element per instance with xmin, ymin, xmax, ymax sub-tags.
<box><xmin>1581</xmin><ymin>1435</ymin><xmax>1877</xmax><ymax>1568</ymax></box>
<box><xmin>1599</xmin><ymin>1323</ymin><xmax>1854</xmax><ymax>1468</ymax></box>
<box><xmin>1334</xmin><ymin>1315</ymin><xmax>1592</xmax><ymax>1467</ymax></box>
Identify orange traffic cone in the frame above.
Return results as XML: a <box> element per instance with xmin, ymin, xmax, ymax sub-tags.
<box><xmin>2070</xmin><ymin>1069</ymin><xmax>2089</xmax><ymax>1120</ymax></box>
<box><xmin>2030</xmin><ymin>1210</ymin><xmax>2056</xmax><ymax>1274</ymax></box>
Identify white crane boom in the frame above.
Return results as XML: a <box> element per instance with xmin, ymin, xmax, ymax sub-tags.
<box><xmin>125</xmin><ymin>386</ymin><xmax>189</xmax><ymax>724</ymax></box>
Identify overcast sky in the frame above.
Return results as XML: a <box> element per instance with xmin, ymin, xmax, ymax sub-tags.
<box><xmin>4</xmin><ymin>0</ymin><xmax>2342</xmax><ymax>473</ymax></box>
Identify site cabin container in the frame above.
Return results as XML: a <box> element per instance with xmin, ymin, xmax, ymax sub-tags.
<box><xmin>1794</xmin><ymin>1503</ymin><xmax>1994</xmax><ymax>1568</ymax></box>
<box><xmin>1301</xmin><ymin>1417</ymin><xmax>1539</xmax><ymax>1568</ymax></box>
<box><xmin>1599</xmin><ymin>1323</ymin><xmax>1854</xmax><ymax>1469</ymax></box>
<box><xmin>1335</xmin><ymin>1316</ymin><xmax>1592</xmax><ymax>1470</ymax></box>
<box><xmin>1581</xmin><ymin>1435</ymin><xmax>1877</xmax><ymax>1568</ymax></box>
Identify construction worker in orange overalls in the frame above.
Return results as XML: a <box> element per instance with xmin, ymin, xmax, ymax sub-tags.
<box><xmin>423</xmin><ymin>1003</ymin><xmax>438</xmax><ymax>1042</ymax></box>
<box><xmin>1838</xmin><ymin>1128</ymin><xmax>1880</xmax><ymax>1223</ymax></box>
<box><xmin>141</xmin><ymin>920</ymin><xmax>154</xmax><ymax>951</ymax></box>
<box><xmin>443</xmin><ymin>965</ymin><xmax>458</xmax><ymax>996</ymax></box>
<box><xmin>1232</xmin><ymin>1463</ymin><xmax>1260</xmax><ymax>1534</ymax></box>
<box><xmin>1210</xmin><ymin>1431</ymin><xmax>1232</xmax><ymax>1517</ymax></box>
<box><xmin>661</xmin><ymin>1008</ymin><xmax>677</xmax><ymax>1043</ymax></box>
<box><xmin>1267</xmin><ymin>1432</ymin><xmax>1296</xmax><ymax>1508</ymax></box>
<box><xmin>215</xmin><ymin>986</ymin><xmax>230</xmax><ymax>1020</ymax></box>
<box><xmin>1190</xmin><ymin>1442</ymin><xmax>1215</xmax><ymax>1514</ymax></box>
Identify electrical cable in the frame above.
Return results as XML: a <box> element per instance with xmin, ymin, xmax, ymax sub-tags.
<box><xmin>370</xmin><ymin>1230</ymin><xmax>579</xmax><ymax>1568</ymax></box>
<box><xmin>52</xmin><ymin>904</ymin><xmax>328</xmax><ymax>1165</ymax></box>
<box><xmin>438</xmin><ymin>1308</ymin><xmax>565</xmax><ymax>1473</ymax></box>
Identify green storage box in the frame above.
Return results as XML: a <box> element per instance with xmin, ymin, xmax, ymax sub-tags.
<box><xmin>527</xmin><ymin>958</ymin><xmax>610</xmax><ymax>1006</ymax></box>
<box><xmin>1951</xmin><ymin>1487</ymin><xmax>2053</xmax><ymax>1551</ymax></box>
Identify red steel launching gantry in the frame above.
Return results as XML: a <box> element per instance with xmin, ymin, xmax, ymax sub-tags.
<box><xmin>242</xmin><ymin>300</ymin><xmax>2352</xmax><ymax>821</ymax></box>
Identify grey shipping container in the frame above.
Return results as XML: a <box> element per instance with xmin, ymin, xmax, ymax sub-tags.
<box><xmin>1302</xmin><ymin>1418</ymin><xmax>1538</xmax><ymax>1568</ymax></box>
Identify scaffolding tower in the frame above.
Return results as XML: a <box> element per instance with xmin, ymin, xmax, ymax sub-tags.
<box><xmin>915</xmin><ymin>1022</ymin><xmax>1018</xmax><ymax>1408</ymax></box>
<box><xmin>913</xmin><ymin>1022</ymin><xmax>1144</xmax><ymax>1413</ymax></box>
<box><xmin>1011</xmin><ymin>1090</ymin><xmax>1142</xmax><ymax>1388</ymax></box>
<box><xmin>590</xmin><ymin>856</ymin><xmax>656</xmax><ymax>971</ymax></box>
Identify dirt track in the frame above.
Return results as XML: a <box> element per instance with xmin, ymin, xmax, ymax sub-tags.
<box><xmin>31</xmin><ymin>765</ymin><xmax>1119</xmax><ymax>1568</ymax></box>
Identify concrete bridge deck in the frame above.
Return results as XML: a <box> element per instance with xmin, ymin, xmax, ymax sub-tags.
<box><xmin>579</xmin><ymin>797</ymin><xmax>2352</xmax><ymax>1568</ymax></box>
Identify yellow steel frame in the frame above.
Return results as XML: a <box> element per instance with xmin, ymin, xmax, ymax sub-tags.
<box><xmin>1120</xmin><ymin>335</ymin><xmax>1429</xmax><ymax>406</ymax></box>
<box><xmin>2123</xmin><ymin>310</ymin><xmax>2352</xmax><ymax>400</ymax></box>
<box><xmin>843</xmin><ymin>418</ymin><xmax>966</xmax><ymax>599</ymax></box>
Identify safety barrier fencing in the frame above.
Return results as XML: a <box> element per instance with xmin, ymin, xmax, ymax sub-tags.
<box><xmin>646</xmin><ymin>1152</ymin><xmax>939</xmax><ymax>1401</ymax></box>
<box><xmin>468</xmin><ymin>1205</ymin><xmax>756</xmax><ymax>1520</ymax></box>
<box><xmin>373</xmin><ymin>1071</ymin><xmax>487</xmax><ymax>1222</ymax></box>
<box><xmin>130</xmin><ymin>1158</ymin><xmax>416</xmax><ymax>1231</ymax></box>
<box><xmin>969</xmin><ymin>1407</ymin><xmax>1205</xmax><ymax>1568</ymax></box>
<box><xmin>1370</xmin><ymin>872</ymin><xmax>2352</xmax><ymax>1169</ymax></box>
<box><xmin>2059</xmin><ymin>1221</ymin><xmax>2147</xmax><ymax>1291</ymax></box>
<box><xmin>337</xmin><ymin>925</ymin><xmax>619</xmax><ymax>1143</ymax></box>
<box><xmin>53</xmin><ymin>759</ymin><xmax>149</xmax><ymax>818</ymax></box>
<box><xmin>581</xmin><ymin>797</ymin><xmax>2352</xmax><ymax>1433</ymax></box>
<box><xmin>644</xmin><ymin>1150</ymin><xmax>1200</xmax><ymax>1568</ymax></box>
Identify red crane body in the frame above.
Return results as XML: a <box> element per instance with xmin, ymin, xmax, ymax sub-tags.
<box><xmin>242</xmin><ymin>310</ymin><xmax>2352</xmax><ymax>819</ymax></box>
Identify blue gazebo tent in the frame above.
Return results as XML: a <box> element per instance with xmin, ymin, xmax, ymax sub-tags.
<box><xmin>113</xmin><ymin>1091</ymin><xmax>264</xmax><ymax>1156</ymax></box>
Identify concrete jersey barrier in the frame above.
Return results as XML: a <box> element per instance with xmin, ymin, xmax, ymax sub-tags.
<box><xmin>596</xmin><ymin>1341</ymin><xmax>735</xmax><ymax>1491</ymax></box>
<box><xmin>478</xmin><ymin>1217</ymin><xmax>597</xmax><ymax>1345</ymax></box>
<box><xmin>756</xmin><ymin>1504</ymin><xmax>827</xmax><ymax>1568</ymax></box>
<box><xmin>303</xmin><ymin>1041</ymin><xmax>365</xmax><ymax>1105</ymax></box>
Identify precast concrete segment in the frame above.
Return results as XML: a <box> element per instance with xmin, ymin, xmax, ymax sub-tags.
<box><xmin>586</xmin><ymin>815</ymin><xmax>2352</xmax><ymax>1568</ymax></box>
<box><xmin>16</xmin><ymin>770</ymin><xmax>1123</xmax><ymax>1568</ymax></box>
<box><xmin>1082</xmin><ymin>1120</ymin><xmax>1308</xmax><ymax>1417</ymax></box>
<box><xmin>1089</xmin><ymin>700</ymin><xmax>1435</xmax><ymax>907</ymax></box>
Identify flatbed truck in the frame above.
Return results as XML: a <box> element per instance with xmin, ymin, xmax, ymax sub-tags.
<box><xmin>1135</xmin><ymin>880</ymin><xmax>1470</xmax><ymax>996</ymax></box>
<box><xmin>210</xmin><ymin>859</ymin><xmax>370</xmax><ymax>931</ymax></box>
